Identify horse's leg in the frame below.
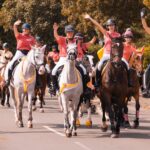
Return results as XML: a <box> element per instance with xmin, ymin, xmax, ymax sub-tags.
<box><xmin>115</xmin><ymin>105</ymin><xmax>122</xmax><ymax>137</ymax></box>
<box><xmin>61</xmin><ymin>94</ymin><xmax>71</xmax><ymax>137</ymax></box>
<box><xmin>32</xmin><ymin>96</ymin><xmax>37</xmax><ymax>111</ymax></box>
<box><xmin>133</xmin><ymin>94</ymin><xmax>140</xmax><ymax>128</ymax></box>
<box><xmin>1</xmin><ymin>87</ymin><xmax>5</xmax><ymax>106</ymax></box>
<box><xmin>9</xmin><ymin>87</ymin><xmax>18</xmax><ymax>124</ymax></box>
<box><xmin>70</xmin><ymin>107</ymin><xmax>78</xmax><ymax>136</ymax></box>
<box><xmin>101</xmin><ymin>101</ymin><xmax>108</xmax><ymax>132</ymax></box>
<box><xmin>58</xmin><ymin>95</ymin><xmax>63</xmax><ymax>112</ymax></box>
<box><xmin>75</xmin><ymin>96</ymin><xmax>83</xmax><ymax>127</ymax></box>
<box><xmin>15</xmin><ymin>88</ymin><xmax>24</xmax><ymax>127</ymax></box>
<box><xmin>39</xmin><ymin>92</ymin><xmax>44</xmax><ymax>113</ymax></box>
<box><xmin>28</xmin><ymin>93</ymin><xmax>33</xmax><ymax>128</ymax></box>
<box><xmin>71</xmin><ymin>97</ymin><xmax>80</xmax><ymax>136</ymax></box>
<box><xmin>123</xmin><ymin>99</ymin><xmax>131</xmax><ymax>128</ymax></box>
<box><xmin>85</xmin><ymin>99</ymin><xmax>92</xmax><ymax>127</ymax></box>
<box><xmin>6</xmin><ymin>87</ymin><xmax>10</xmax><ymax>107</ymax></box>
<box><xmin>108</xmin><ymin>103</ymin><xmax>116</xmax><ymax>138</ymax></box>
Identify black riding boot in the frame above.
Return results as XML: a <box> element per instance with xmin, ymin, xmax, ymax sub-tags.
<box><xmin>51</xmin><ymin>75</ymin><xmax>59</xmax><ymax>95</ymax></box>
<box><xmin>128</xmin><ymin>69</ymin><xmax>133</xmax><ymax>87</ymax></box>
<box><xmin>95</xmin><ymin>69</ymin><xmax>101</xmax><ymax>88</ymax></box>
<box><xmin>5</xmin><ymin>69</ymin><xmax>12</xmax><ymax>87</ymax></box>
<box><xmin>83</xmin><ymin>74</ymin><xmax>90</xmax><ymax>91</ymax></box>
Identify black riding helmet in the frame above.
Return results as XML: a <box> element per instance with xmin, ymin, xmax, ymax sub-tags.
<box><xmin>106</xmin><ymin>19</ymin><xmax>116</xmax><ymax>26</ymax></box>
<box><xmin>74</xmin><ymin>32</ymin><xmax>84</xmax><ymax>39</ymax></box>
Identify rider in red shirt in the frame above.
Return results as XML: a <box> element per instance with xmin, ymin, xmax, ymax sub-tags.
<box><xmin>74</xmin><ymin>32</ymin><xmax>96</xmax><ymax>61</ymax></box>
<box><xmin>122</xmin><ymin>29</ymin><xmax>136</xmax><ymax>69</ymax></box>
<box><xmin>48</xmin><ymin>45</ymin><xmax>59</xmax><ymax>63</ymax></box>
<box><xmin>122</xmin><ymin>29</ymin><xmax>137</xmax><ymax>87</ymax></box>
<box><xmin>84</xmin><ymin>14</ymin><xmax>121</xmax><ymax>88</ymax></box>
<box><xmin>5</xmin><ymin>20</ymin><xmax>35</xmax><ymax>86</ymax></box>
<box><xmin>51</xmin><ymin>23</ymin><xmax>95</xmax><ymax>94</ymax></box>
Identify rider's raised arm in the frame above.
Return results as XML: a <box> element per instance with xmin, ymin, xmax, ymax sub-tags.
<box><xmin>84</xmin><ymin>14</ymin><xmax>107</xmax><ymax>36</ymax></box>
<box><xmin>53</xmin><ymin>23</ymin><xmax>60</xmax><ymax>41</ymax></box>
<box><xmin>13</xmin><ymin>20</ymin><xmax>21</xmax><ymax>37</ymax></box>
<box><xmin>141</xmin><ymin>18</ymin><xmax>150</xmax><ymax>35</ymax></box>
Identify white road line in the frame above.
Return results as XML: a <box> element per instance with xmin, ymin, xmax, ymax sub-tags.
<box><xmin>43</xmin><ymin>126</ymin><xmax>65</xmax><ymax>137</ymax></box>
<box><xmin>74</xmin><ymin>142</ymin><xmax>92</xmax><ymax>150</ymax></box>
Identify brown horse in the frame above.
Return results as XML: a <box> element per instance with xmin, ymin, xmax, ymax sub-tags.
<box><xmin>32</xmin><ymin>56</ymin><xmax>48</xmax><ymax>112</ymax></box>
<box><xmin>46</xmin><ymin>55</ymin><xmax>56</xmax><ymax>97</ymax></box>
<box><xmin>0</xmin><ymin>64</ymin><xmax>10</xmax><ymax>107</ymax></box>
<box><xmin>32</xmin><ymin>70</ymin><xmax>47</xmax><ymax>112</ymax></box>
<box><xmin>98</xmin><ymin>41</ymin><xmax>128</xmax><ymax>138</ymax></box>
<box><xmin>123</xmin><ymin>51</ymin><xmax>143</xmax><ymax>128</ymax></box>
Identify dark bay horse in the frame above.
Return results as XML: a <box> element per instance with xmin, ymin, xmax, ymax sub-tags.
<box><xmin>98</xmin><ymin>41</ymin><xmax>128</xmax><ymax>138</ymax></box>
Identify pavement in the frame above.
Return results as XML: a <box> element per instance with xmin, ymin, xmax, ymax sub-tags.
<box><xmin>0</xmin><ymin>92</ymin><xmax>150</xmax><ymax>150</ymax></box>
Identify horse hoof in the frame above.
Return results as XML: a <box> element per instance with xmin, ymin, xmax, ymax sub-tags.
<box><xmin>1</xmin><ymin>101</ymin><xmax>4</xmax><ymax>106</ymax></box>
<box><xmin>111</xmin><ymin>134</ymin><xmax>119</xmax><ymax>138</ymax></box>
<box><xmin>6</xmin><ymin>103</ymin><xmax>11</xmax><ymax>108</ymax></box>
<box><xmin>18</xmin><ymin>123</ymin><xmax>24</xmax><ymax>128</ymax></box>
<box><xmin>73</xmin><ymin>132</ymin><xmax>77</xmax><ymax>136</ymax></box>
<box><xmin>124</xmin><ymin>121</ymin><xmax>131</xmax><ymax>129</ymax></box>
<box><xmin>85</xmin><ymin>120</ymin><xmax>92</xmax><ymax>127</ymax></box>
<box><xmin>66</xmin><ymin>132</ymin><xmax>72</xmax><ymax>137</ymax></box>
<box><xmin>40</xmin><ymin>109</ymin><xmax>44</xmax><ymax>113</ymax></box>
<box><xmin>28</xmin><ymin>123</ymin><xmax>33</xmax><ymax>128</ymax></box>
<box><xmin>133</xmin><ymin>121</ymin><xmax>139</xmax><ymax>128</ymax></box>
<box><xmin>76</xmin><ymin>119</ymin><xmax>80</xmax><ymax>127</ymax></box>
<box><xmin>32</xmin><ymin>106</ymin><xmax>37</xmax><ymax>111</ymax></box>
<box><xmin>101</xmin><ymin>126</ymin><xmax>108</xmax><ymax>132</ymax></box>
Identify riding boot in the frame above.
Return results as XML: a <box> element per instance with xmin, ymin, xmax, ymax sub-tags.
<box><xmin>128</xmin><ymin>69</ymin><xmax>133</xmax><ymax>87</ymax></box>
<box><xmin>5</xmin><ymin>69</ymin><xmax>12</xmax><ymax>87</ymax></box>
<box><xmin>36</xmin><ymin>73</ymin><xmax>43</xmax><ymax>88</ymax></box>
<box><xmin>95</xmin><ymin>68</ymin><xmax>101</xmax><ymax>88</ymax></box>
<box><xmin>51</xmin><ymin>75</ymin><xmax>59</xmax><ymax>95</ymax></box>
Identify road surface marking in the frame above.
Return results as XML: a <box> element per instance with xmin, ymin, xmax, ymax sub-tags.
<box><xmin>74</xmin><ymin>142</ymin><xmax>92</xmax><ymax>150</ymax></box>
<box><xmin>43</xmin><ymin>126</ymin><xmax>65</xmax><ymax>137</ymax></box>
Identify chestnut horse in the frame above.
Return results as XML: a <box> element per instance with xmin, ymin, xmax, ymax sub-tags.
<box><xmin>98</xmin><ymin>41</ymin><xmax>128</xmax><ymax>138</ymax></box>
<box><xmin>123</xmin><ymin>51</ymin><xmax>143</xmax><ymax>128</ymax></box>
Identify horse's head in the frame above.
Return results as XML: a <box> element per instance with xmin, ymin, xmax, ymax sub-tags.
<box><xmin>129</xmin><ymin>52</ymin><xmax>144</xmax><ymax>76</ymax></box>
<box><xmin>29</xmin><ymin>45</ymin><xmax>46</xmax><ymax>75</ymax></box>
<box><xmin>66</xmin><ymin>43</ymin><xmax>77</xmax><ymax>61</ymax></box>
<box><xmin>110</xmin><ymin>40</ymin><xmax>123</xmax><ymax>67</ymax></box>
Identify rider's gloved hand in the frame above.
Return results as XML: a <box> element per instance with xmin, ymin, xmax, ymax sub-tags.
<box><xmin>140</xmin><ymin>8</ymin><xmax>147</xmax><ymax>18</ymax></box>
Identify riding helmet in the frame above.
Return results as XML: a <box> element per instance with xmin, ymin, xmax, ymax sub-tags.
<box><xmin>65</xmin><ymin>25</ymin><xmax>74</xmax><ymax>33</ymax></box>
<box><xmin>106</xmin><ymin>19</ymin><xmax>116</xmax><ymax>26</ymax></box>
<box><xmin>123</xmin><ymin>30</ymin><xmax>133</xmax><ymax>38</ymax></box>
<box><xmin>3</xmin><ymin>42</ymin><xmax>9</xmax><ymax>49</ymax></box>
<box><xmin>74</xmin><ymin>32</ymin><xmax>84</xmax><ymax>39</ymax></box>
<box><xmin>22</xmin><ymin>23</ymin><xmax>31</xmax><ymax>30</ymax></box>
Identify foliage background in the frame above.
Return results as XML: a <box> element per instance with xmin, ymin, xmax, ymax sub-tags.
<box><xmin>0</xmin><ymin>0</ymin><xmax>150</xmax><ymax>67</ymax></box>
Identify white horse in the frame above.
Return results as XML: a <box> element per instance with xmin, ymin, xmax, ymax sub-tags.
<box><xmin>59</xmin><ymin>42</ymin><xmax>83</xmax><ymax>137</ymax></box>
<box><xmin>5</xmin><ymin>45</ymin><xmax>46</xmax><ymax>128</ymax></box>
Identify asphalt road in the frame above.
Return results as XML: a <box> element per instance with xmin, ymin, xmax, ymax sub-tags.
<box><xmin>0</xmin><ymin>94</ymin><xmax>150</xmax><ymax>150</ymax></box>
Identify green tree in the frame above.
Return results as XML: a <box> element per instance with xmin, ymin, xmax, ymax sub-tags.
<box><xmin>61</xmin><ymin>0</ymin><xmax>144</xmax><ymax>34</ymax></box>
<box><xmin>0</xmin><ymin>0</ymin><xmax>64</xmax><ymax>48</ymax></box>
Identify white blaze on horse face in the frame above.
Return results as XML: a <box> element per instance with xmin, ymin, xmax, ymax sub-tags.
<box><xmin>38</xmin><ymin>65</ymin><xmax>45</xmax><ymax>75</ymax></box>
<box><xmin>67</xmin><ymin>43</ymin><xmax>77</xmax><ymax>60</ymax></box>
